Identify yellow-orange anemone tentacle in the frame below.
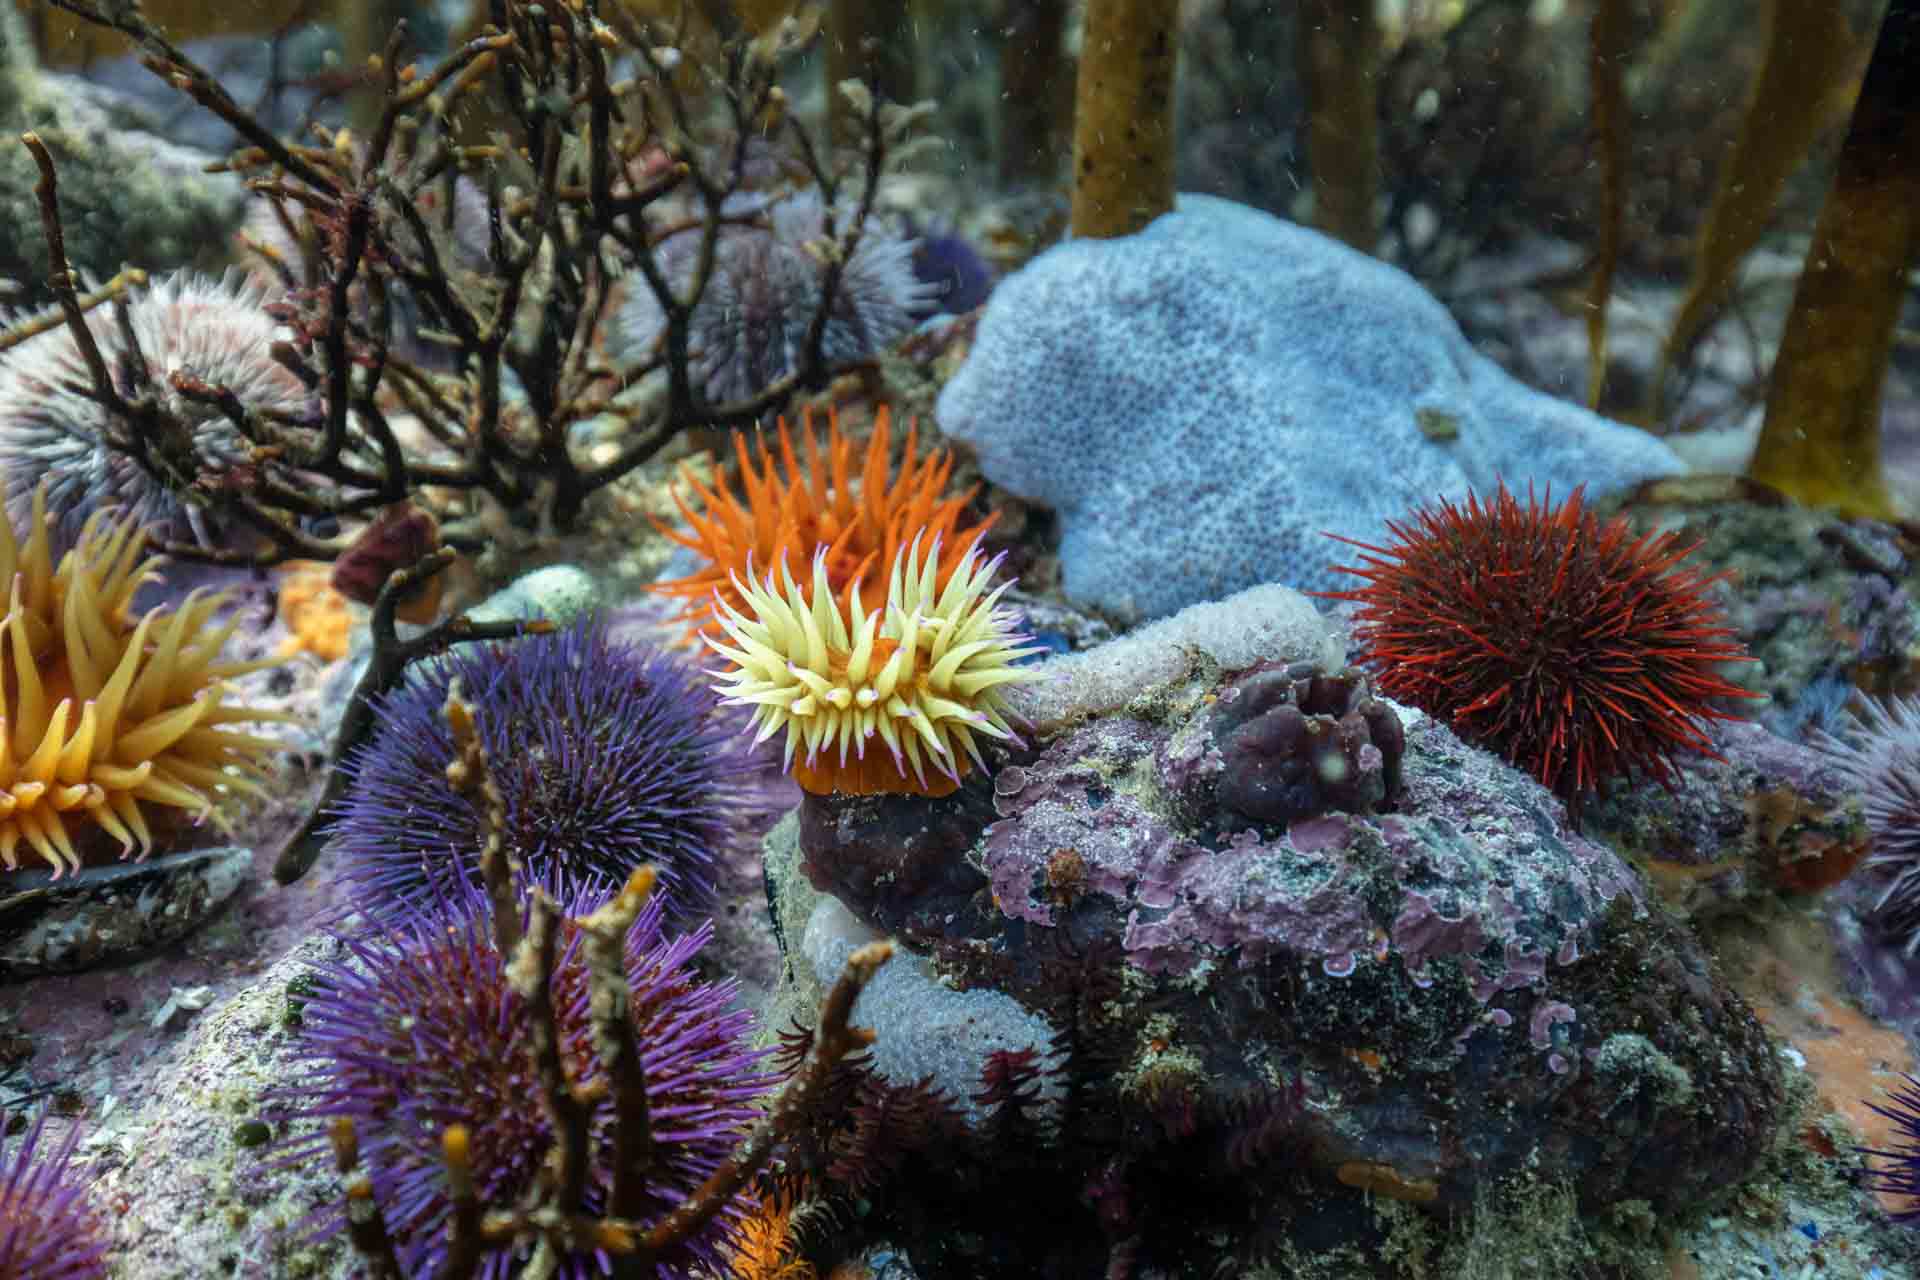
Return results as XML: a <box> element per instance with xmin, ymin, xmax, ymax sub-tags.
<box><xmin>651</xmin><ymin>405</ymin><xmax>996</xmax><ymax>643</ymax></box>
<box><xmin>0</xmin><ymin>484</ymin><xmax>294</xmax><ymax>878</ymax></box>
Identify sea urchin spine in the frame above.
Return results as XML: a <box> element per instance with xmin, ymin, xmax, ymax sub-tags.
<box><xmin>1812</xmin><ymin>692</ymin><xmax>1920</xmax><ymax>955</ymax></box>
<box><xmin>1322</xmin><ymin>481</ymin><xmax>1757</xmax><ymax>816</ymax></box>
<box><xmin>0</xmin><ymin>1109</ymin><xmax>108</xmax><ymax>1279</ymax></box>
<box><xmin>329</xmin><ymin>617</ymin><xmax>766</xmax><ymax>926</ymax></box>
<box><xmin>276</xmin><ymin>885</ymin><xmax>773</xmax><ymax>1279</ymax></box>
<box><xmin>706</xmin><ymin>538</ymin><xmax>1043</xmax><ymax>797</ymax></box>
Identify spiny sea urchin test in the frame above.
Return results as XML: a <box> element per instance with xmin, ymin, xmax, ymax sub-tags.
<box><xmin>1321</xmin><ymin>480</ymin><xmax>1758</xmax><ymax>817</ymax></box>
<box><xmin>1813</xmin><ymin>692</ymin><xmax>1920</xmax><ymax>956</ymax></box>
<box><xmin>275</xmin><ymin>884</ymin><xmax>772</xmax><ymax>1279</ymax></box>
<box><xmin>0</xmin><ymin>486</ymin><xmax>289</xmax><ymax>877</ymax></box>
<box><xmin>0</xmin><ymin>1109</ymin><xmax>108</xmax><ymax>1280</ymax></box>
<box><xmin>330</xmin><ymin>617</ymin><xmax>767</xmax><ymax>925</ymax></box>
<box><xmin>1863</xmin><ymin>1072</ymin><xmax>1920</xmax><ymax>1224</ymax></box>
<box><xmin>0</xmin><ymin>269</ymin><xmax>312</xmax><ymax>549</ymax></box>
<box><xmin>614</xmin><ymin>188</ymin><xmax>940</xmax><ymax>404</ymax></box>
<box><xmin>707</xmin><ymin>537</ymin><xmax>1045</xmax><ymax>797</ymax></box>
<box><xmin>651</xmin><ymin>405</ymin><xmax>994</xmax><ymax>642</ymax></box>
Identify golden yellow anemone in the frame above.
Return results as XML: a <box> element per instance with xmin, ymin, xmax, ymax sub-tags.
<box><xmin>0</xmin><ymin>487</ymin><xmax>293</xmax><ymax>876</ymax></box>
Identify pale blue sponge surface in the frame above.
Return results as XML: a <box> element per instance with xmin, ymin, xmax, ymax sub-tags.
<box><xmin>935</xmin><ymin>195</ymin><xmax>1684</xmax><ymax>622</ymax></box>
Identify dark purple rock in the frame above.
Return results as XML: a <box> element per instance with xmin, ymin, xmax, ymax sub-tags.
<box><xmin>1160</xmin><ymin>662</ymin><xmax>1403</xmax><ymax>830</ymax></box>
<box><xmin>797</xmin><ymin>774</ymin><xmax>1002</xmax><ymax>945</ymax></box>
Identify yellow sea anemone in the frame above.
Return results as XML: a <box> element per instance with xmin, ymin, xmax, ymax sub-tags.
<box><xmin>706</xmin><ymin>537</ymin><xmax>1043</xmax><ymax>797</ymax></box>
<box><xmin>0</xmin><ymin>487</ymin><xmax>292</xmax><ymax>876</ymax></box>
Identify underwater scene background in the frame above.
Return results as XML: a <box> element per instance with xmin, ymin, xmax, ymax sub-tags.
<box><xmin>1</xmin><ymin>1</ymin><xmax>1919</xmax><ymax>1277</ymax></box>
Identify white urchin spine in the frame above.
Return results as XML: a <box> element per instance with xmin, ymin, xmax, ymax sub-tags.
<box><xmin>1814</xmin><ymin>693</ymin><xmax>1920</xmax><ymax>956</ymax></box>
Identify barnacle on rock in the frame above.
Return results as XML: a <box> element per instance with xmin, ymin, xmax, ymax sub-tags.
<box><xmin>707</xmin><ymin>538</ymin><xmax>1043</xmax><ymax>797</ymax></box>
<box><xmin>652</xmin><ymin>406</ymin><xmax>993</xmax><ymax>642</ymax></box>
<box><xmin>0</xmin><ymin>486</ymin><xmax>290</xmax><ymax>876</ymax></box>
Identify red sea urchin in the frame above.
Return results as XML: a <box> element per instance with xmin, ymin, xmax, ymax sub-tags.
<box><xmin>0</xmin><ymin>1110</ymin><xmax>108</xmax><ymax>1280</ymax></box>
<box><xmin>275</xmin><ymin>886</ymin><xmax>773</xmax><ymax>1279</ymax></box>
<box><xmin>1321</xmin><ymin>481</ymin><xmax>1757</xmax><ymax>816</ymax></box>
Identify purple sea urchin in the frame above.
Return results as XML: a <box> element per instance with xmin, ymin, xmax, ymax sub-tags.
<box><xmin>1812</xmin><ymin>693</ymin><xmax>1920</xmax><ymax>954</ymax></box>
<box><xmin>330</xmin><ymin>617</ymin><xmax>764</xmax><ymax>924</ymax></box>
<box><xmin>0</xmin><ymin>1110</ymin><xmax>108</xmax><ymax>1279</ymax></box>
<box><xmin>0</xmin><ymin>269</ymin><xmax>311</xmax><ymax>550</ymax></box>
<box><xmin>275</xmin><ymin>885</ymin><xmax>772</xmax><ymax>1278</ymax></box>
<box><xmin>614</xmin><ymin>189</ymin><xmax>938</xmax><ymax>404</ymax></box>
<box><xmin>1863</xmin><ymin>1072</ymin><xmax>1920</xmax><ymax>1223</ymax></box>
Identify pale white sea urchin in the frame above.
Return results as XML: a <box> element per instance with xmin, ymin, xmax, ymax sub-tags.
<box><xmin>0</xmin><ymin>268</ymin><xmax>310</xmax><ymax>549</ymax></box>
<box><xmin>705</xmin><ymin>538</ymin><xmax>1043</xmax><ymax>797</ymax></box>
<box><xmin>1813</xmin><ymin>692</ymin><xmax>1920</xmax><ymax>955</ymax></box>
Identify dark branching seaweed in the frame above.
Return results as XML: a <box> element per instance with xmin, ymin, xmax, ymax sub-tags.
<box><xmin>17</xmin><ymin>0</ymin><xmax>929</xmax><ymax>883</ymax></box>
<box><xmin>323</xmin><ymin>680</ymin><xmax>892</xmax><ymax>1280</ymax></box>
<box><xmin>23</xmin><ymin>0</ymin><xmax>926</xmax><ymax>568</ymax></box>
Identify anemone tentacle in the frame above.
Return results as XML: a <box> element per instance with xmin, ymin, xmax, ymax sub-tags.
<box><xmin>707</xmin><ymin>536</ymin><xmax>1043</xmax><ymax>797</ymax></box>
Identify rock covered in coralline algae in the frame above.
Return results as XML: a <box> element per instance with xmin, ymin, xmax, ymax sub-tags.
<box><xmin>789</xmin><ymin>584</ymin><xmax>1783</xmax><ymax>1213</ymax></box>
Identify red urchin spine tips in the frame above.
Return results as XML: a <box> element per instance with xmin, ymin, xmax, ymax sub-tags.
<box><xmin>1319</xmin><ymin>481</ymin><xmax>1759</xmax><ymax>818</ymax></box>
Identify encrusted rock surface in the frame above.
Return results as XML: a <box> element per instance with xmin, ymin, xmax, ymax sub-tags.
<box><xmin>778</xmin><ymin>583</ymin><xmax>1786</xmax><ymax>1214</ymax></box>
<box><xmin>88</xmin><ymin>936</ymin><xmax>353</xmax><ymax>1280</ymax></box>
<box><xmin>1586</xmin><ymin>719</ymin><xmax>1869</xmax><ymax>918</ymax></box>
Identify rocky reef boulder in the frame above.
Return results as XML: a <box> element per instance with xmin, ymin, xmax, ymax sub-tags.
<box><xmin>772</xmin><ymin>584</ymin><xmax>1784</xmax><ymax>1220</ymax></box>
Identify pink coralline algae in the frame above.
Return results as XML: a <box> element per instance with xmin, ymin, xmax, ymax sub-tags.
<box><xmin>796</xmin><ymin>651</ymin><xmax>1782</xmax><ymax>1212</ymax></box>
<box><xmin>984</xmin><ymin>684</ymin><xmax>1630</xmax><ymax>987</ymax></box>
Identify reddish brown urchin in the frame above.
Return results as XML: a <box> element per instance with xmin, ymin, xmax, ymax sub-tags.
<box><xmin>1320</xmin><ymin>481</ymin><xmax>1758</xmax><ymax>817</ymax></box>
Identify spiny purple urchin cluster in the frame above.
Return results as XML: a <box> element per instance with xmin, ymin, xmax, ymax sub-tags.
<box><xmin>330</xmin><ymin>617</ymin><xmax>766</xmax><ymax>927</ymax></box>
<box><xmin>0</xmin><ymin>1110</ymin><xmax>108</xmax><ymax>1279</ymax></box>
<box><xmin>0</xmin><ymin>268</ymin><xmax>312</xmax><ymax>549</ymax></box>
<box><xmin>1812</xmin><ymin>692</ymin><xmax>1920</xmax><ymax>954</ymax></box>
<box><xmin>275</xmin><ymin>886</ymin><xmax>772</xmax><ymax>1278</ymax></box>
<box><xmin>1864</xmin><ymin>1073</ymin><xmax>1920</xmax><ymax>1223</ymax></box>
<box><xmin>614</xmin><ymin>187</ymin><xmax>939</xmax><ymax>404</ymax></box>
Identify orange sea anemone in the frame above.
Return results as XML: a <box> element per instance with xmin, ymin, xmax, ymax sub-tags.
<box><xmin>0</xmin><ymin>486</ymin><xmax>292</xmax><ymax>876</ymax></box>
<box><xmin>651</xmin><ymin>406</ymin><xmax>994</xmax><ymax>641</ymax></box>
<box><xmin>708</xmin><ymin>1186</ymin><xmax>816</xmax><ymax>1280</ymax></box>
<box><xmin>707</xmin><ymin>537</ymin><xmax>1043</xmax><ymax>798</ymax></box>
